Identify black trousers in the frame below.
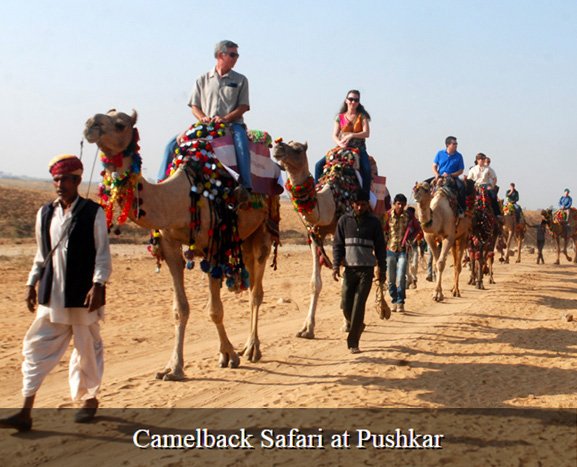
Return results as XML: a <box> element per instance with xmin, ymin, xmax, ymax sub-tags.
<box><xmin>341</xmin><ymin>267</ymin><xmax>374</xmax><ymax>349</ymax></box>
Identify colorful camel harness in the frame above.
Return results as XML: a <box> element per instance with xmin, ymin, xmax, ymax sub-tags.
<box><xmin>97</xmin><ymin>122</ymin><xmax>277</xmax><ymax>292</ymax></box>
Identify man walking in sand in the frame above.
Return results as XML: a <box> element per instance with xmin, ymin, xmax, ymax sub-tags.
<box><xmin>0</xmin><ymin>155</ymin><xmax>112</xmax><ymax>432</ymax></box>
<box><xmin>333</xmin><ymin>191</ymin><xmax>387</xmax><ymax>354</ymax></box>
<box><xmin>383</xmin><ymin>194</ymin><xmax>410</xmax><ymax>312</ymax></box>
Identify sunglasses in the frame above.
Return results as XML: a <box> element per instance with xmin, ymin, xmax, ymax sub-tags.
<box><xmin>347</xmin><ymin>97</ymin><xmax>360</xmax><ymax>103</ymax></box>
<box><xmin>225</xmin><ymin>52</ymin><xmax>239</xmax><ymax>58</ymax></box>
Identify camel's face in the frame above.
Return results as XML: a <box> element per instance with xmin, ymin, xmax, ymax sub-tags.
<box><xmin>84</xmin><ymin>110</ymin><xmax>137</xmax><ymax>155</ymax></box>
<box><xmin>272</xmin><ymin>141</ymin><xmax>308</xmax><ymax>173</ymax></box>
<box><xmin>413</xmin><ymin>182</ymin><xmax>431</xmax><ymax>202</ymax></box>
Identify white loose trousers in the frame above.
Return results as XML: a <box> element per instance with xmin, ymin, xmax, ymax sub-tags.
<box><xmin>22</xmin><ymin>315</ymin><xmax>104</xmax><ymax>401</ymax></box>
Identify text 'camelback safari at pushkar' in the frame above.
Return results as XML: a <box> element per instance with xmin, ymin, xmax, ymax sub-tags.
<box><xmin>132</xmin><ymin>427</ymin><xmax>445</xmax><ymax>450</ymax></box>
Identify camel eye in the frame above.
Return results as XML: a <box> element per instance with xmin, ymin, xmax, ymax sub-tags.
<box><xmin>114</xmin><ymin>122</ymin><xmax>126</xmax><ymax>131</ymax></box>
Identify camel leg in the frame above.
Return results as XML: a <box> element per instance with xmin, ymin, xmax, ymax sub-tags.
<box><xmin>516</xmin><ymin>235</ymin><xmax>523</xmax><ymax>263</ymax></box>
<box><xmin>451</xmin><ymin>238</ymin><xmax>465</xmax><ymax>297</ymax></box>
<box><xmin>434</xmin><ymin>238</ymin><xmax>451</xmax><ymax>302</ymax></box>
<box><xmin>476</xmin><ymin>248</ymin><xmax>485</xmax><ymax>290</ymax></box>
<box><xmin>156</xmin><ymin>238</ymin><xmax>188</xmax><ymax>381</ymax></box>
<box><xmin>554</xmin><ymin>237</ymin><xmax>561</xmax><ymax>265</ymax></box>
<box><xmin>488</xmin><ymin>254</ymin><xmax>496</xmax><ymax>284</ymax></box>
<box><xmin>206</xmin><ymin>277</ymin><xmax>240</xmax><ymax>368</ymax></box>
<box><xmin>504</xmin><ymin>231</ymin><xmax>513</xmax><ymax>264</ymax></box>
<box><xmin>563</xmin><ymin>235</ymin><xmax>573</xmax><ymax>262</ymax></box>
<box><xmin>239</xmin><ymin>230</ymin><xmax>271</xmax><ymax>362</ymax></box>
<box><xmin>297</xmin><ymin>242</ymin><xmax>321</xmax><ymax>339</ymax></box>
<box><xmin>467</xmin><ymin>249</ymin><xmax>475</xmax><ymax>286</ymax></box>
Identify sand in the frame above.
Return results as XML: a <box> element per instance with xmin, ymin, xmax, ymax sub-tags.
<box><xmin>0</xmin><ymin>183</ymin><xmax>576</xmax><ymax>465</ymax></box>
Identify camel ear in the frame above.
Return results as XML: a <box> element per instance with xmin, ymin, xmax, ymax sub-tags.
<box><xmin>303</xmin><ymin>141</ymin><xmax>308</xmax><ymax>151</ymax></box>
<box><xmin>130</xmin><ymin>109</ymin><xmax>138</xmax><ymax>125</ymax></box>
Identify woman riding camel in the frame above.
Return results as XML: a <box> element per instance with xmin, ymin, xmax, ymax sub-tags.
<box><xmin>314</xmin><ymin>90</ymin><xmax>372</xmax><ymax>195</ymax></box>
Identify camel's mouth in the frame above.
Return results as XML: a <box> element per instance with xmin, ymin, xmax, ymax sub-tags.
<box><xmin>84</xmin><ymin>120</ymin><xmax>102</xmax><ymax>144</ymax></box>
<box><xmin>272</xmin><ymin>143</ymin><xmax>286</xmax><ymax>160</ymax></box>
<box><xmin>272</xmin><ymin>144</ymin><xmax>288</xmax><ymax>169</ymax></box>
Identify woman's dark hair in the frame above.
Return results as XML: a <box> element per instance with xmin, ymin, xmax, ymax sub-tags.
<box><xmin>338</xmin><ymin>89</ymin><xmax>371</xmax><ymax>120</ymax></box>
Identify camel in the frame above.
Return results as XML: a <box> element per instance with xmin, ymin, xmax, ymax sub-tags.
<box><xmin>467</xmin><ymin>186</ymin><xmax>499</xmax><ymax>289</ymax></box>
<box><xmin>413</xmin><ymin>179</ymin><xmax>471</xmax><ymax>301</ymax></box>
<box><xmin>502</xmin><ymin>204</ymin><xmax>526</xmax><ymax>263</ymax></box>
<box><xmin>84</xmin><ymin>109</ymin><xmax>279</xmax><ymax>380</ymax></box>
<box><xmin>272</xmin><ymin>141</ymin><xmax>388</xmax><ymax>338</ymax></box>
<box><xmin>541</xmin><ymin>208</ymin><xmax>577</xmax><ymax>264</ymax></box>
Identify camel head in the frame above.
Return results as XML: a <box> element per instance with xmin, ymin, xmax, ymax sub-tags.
<box><xmin>84</xmin><ymin>109</ymin><xmax>138</xmax><ymax>157</ymax></box>
<box><xmin>413</xmin><ymin>181</ymin><xmax>432</xmax><ymax>203</ymax></box>
<box><xmin>272</xmin><ymin>140</ymin><xmax>309</xmax><ymax>182</ymax></box>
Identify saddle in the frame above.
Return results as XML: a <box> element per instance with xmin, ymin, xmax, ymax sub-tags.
<box><xmin>162</xmin><ymin>123</ymin><xmax>283</xmax><ymax>197</ymax></box>
<box><xmin>504</xmin><ymin>202</ymin><xmax>522</xmax><ymax>223</ymax></box>
<box><xmin>553</xmin><ymin>208</ymin><xmax>574</xmax><ymax>224</ymax></box>
<box><xmin>432</xmin><ymin>177</ymin><xmax>459</xmax><ymax>216</ymax></box>
<box><xmin>318</xmin><ymin>147</ymin><xmax>363</xmax><ymax>219</ymax></box>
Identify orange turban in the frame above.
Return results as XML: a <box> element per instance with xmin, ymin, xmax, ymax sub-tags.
<box><xmin>48</xmin><ymin>154</ymin><xmax>83</xmax><ymax>176</ymax></box>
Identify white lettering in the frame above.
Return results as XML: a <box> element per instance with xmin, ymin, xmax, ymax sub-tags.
<box><xmin>133</xmin><ymin>429</ymin><xmax>150</xmax><ymax>449</ymax></box>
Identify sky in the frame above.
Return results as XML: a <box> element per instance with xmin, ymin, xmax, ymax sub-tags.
<box><xmin>1</xmin><ymin>0</ymin><xmax>576</xmax><ymax>209</ymax></box>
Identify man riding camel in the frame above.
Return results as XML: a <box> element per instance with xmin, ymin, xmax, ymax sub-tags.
<box><xmin>432</xmin><ymin>136</ymin><xmax>466</xmax><ymax>216</ymax></box>
<box><xmin>558</xmin><ymin>188</ymin><xmax>572</xmax><ymax>235</ymax></box>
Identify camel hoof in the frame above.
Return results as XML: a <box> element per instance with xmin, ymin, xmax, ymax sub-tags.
<box><xmin>554</xmin><ymin>260</ymin><xmax>560</xmax><ymax>265</ymax></box>
<box><xmin>296</xmin><ymin>330</ymin><xmax>315</xmax><ymax>339</ymax></box>
<box><xmin>219</xmin><ymin>354</ymin><xmax>229</xmax><ymax>368</ymax></box>
<box><xmin>156</xmin><ymin>369</ymin><xmax>184</xmax><ymax>381</ymax></box>
<box><xmin>163</xmin><ymin>372</ymin><xmax>185</xmax><ymax>381</ymax></box>
<box><xmin>516</xmin><ymin>259</ymin><xmax>521</xmax><ymax>263</ymax></box>
<box><xmin>229</xmin><ymin>355</ymin><xmax>240</xmax><ymax>368</ymax></box>
<box><xmin>240</xmin><ymin>345</ymin><xmax>262</xmax><ymax>363</ymax></box>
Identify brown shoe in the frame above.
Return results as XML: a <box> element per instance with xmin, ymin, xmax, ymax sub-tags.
<box><xmin>0</xmin><ymin>413</ymin><xmax>32</xmax><ymax>432</ymax></box>
<box><xmin>75</xmin><ymin>398</ymin><xmax>99</xmax><ymax>423</ymax></box>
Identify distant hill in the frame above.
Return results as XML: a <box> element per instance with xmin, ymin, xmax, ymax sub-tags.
<box><xmin>0</xmin><ymin>178</ymin><xmax>546</xmax><ymax>248</ymax></box>
<box><xmin>0</xmin><ymin>179</ymin><xmax>145</xmax><ymax>242</ymax></box>
<box><xmin>0</xmin><ymin>179</ymin><xmax>307</xmax><ymax>245</ymax></box>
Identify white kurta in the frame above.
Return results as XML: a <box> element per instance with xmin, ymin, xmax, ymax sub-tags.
<box><xmin>27</xmin><ymin>197</ymin><xmax>112</xmax><ymax>325</ymax></box>
<box><xmin>22</xmin><ymin>197</ymin><xmax>112</xmax><ymax>400</ymax></box>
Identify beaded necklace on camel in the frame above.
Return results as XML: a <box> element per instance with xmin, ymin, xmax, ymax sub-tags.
<box><xmin>98</xmin><ymin>128</ymin><xmax>143</xmax><ymax>233</ymax></box>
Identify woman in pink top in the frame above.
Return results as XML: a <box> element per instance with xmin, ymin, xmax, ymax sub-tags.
<box><xmin>315</xmin><ymin>90</ymin><xmax>372</xmax><ymax>195</ymax></box>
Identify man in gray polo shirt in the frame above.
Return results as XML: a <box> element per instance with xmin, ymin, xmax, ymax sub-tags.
<box><xmin>189</xmin><ymin>40</ymin><xmax>252</xmax><ymax>194</ymax></box>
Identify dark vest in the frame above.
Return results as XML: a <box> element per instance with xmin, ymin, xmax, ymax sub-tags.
<box><xmin>38</xmin><ymin>198</ymin><xmax>101</xmax><ymax>308</ymax></box>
